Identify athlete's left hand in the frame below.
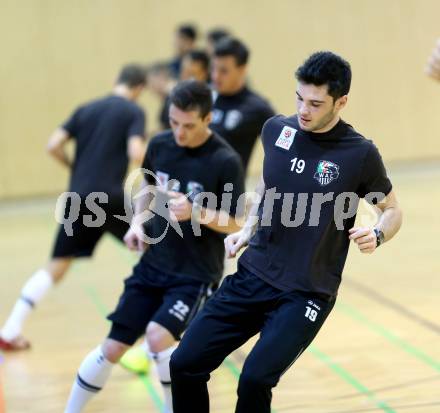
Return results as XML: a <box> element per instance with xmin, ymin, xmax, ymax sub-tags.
<box><xmin>168</xmin><ymin>191</ymin><xmax>192</xmax><ymax>222</ymax></box>
<box><xmin>348</xmin><ymin>227</ymin><xmax>377</xmax><ymax>254</ymax></box>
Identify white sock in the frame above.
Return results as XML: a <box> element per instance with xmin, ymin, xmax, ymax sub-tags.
<box><xmin>1</xmin><ymin>269</ymin><xmax>53</xmax><ymax>341</ymax></box>
<box><xmin>65</xmin><ymin>346</ymin><xmax>114</xmax><ymax>413</ymax></box>
<box><xmin>151</xmin><ymin>345</ymin><xmax>178</xmax><ymax>413</ymax></box>
<box><xmin>141</xmin><ymin>338</ymin><xmax>150</xmax><ymax>354</ymax></box>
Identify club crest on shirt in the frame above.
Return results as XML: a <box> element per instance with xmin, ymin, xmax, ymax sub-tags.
<box><xmin>275</xmin><ymin>126</ymin><xmax>297</xmax><ymax>150</ymax></box>
<box><xmin>225</xmin><ymin>110</ymin><xmax>242</xmax><ymax>130</ymax></box>
<box><xmin>186</xmin><ymin>181</ymin><xmax>204</xmax><ymax>202</ymax></box>
<box><xmin>211</xmin><ymin>109</ymin><xmax>223</xmax><ymax>124</ymax></box>
<box><xmin>313</xmin><ymin>160</ymin><xmax>340</xmax><ymax>186</ymax></box>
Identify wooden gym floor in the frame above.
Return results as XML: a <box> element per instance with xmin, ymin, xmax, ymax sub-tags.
<box><xmin>1</xmin><ymin>161</ymin><xmax>439</xmax><ymax>412</ymax></box>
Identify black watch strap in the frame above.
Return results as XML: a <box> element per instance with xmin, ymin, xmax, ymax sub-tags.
<box><xmin>373</xmin><ymin>228</ymin><xmax>385</xmax><ymax>247</ymax></box>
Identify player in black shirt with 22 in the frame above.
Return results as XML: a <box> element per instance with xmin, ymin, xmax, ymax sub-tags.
<box><xmin>170</xmin><ymin>52</ymin><xmax>403</xmax><ymax>413</ymax></box>
<box><xmin>64</xmin><ymin>81</ymin><xmax>245</xmax><ymax>413</ymax></box>
<box><xmin>0</xmin><ymin>64</ymin><xmax>147</xmax><ymax>352</ymax></box>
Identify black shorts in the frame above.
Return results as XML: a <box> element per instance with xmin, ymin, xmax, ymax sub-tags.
<box><xmin>107</xmin><ymin>261</ymin><xmax>210</xmax><ymax>345</ymax></box>
<box><xmin>51</xmin><ymin>196</ymin><xmax>129</xmax><ymax>258</ymax></box>
<box><xmin>170</xmin><ymin>264</ymin><xmax>336</xmax><ymax>413</ymax></box>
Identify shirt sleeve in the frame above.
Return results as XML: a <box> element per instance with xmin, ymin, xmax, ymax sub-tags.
<box><xmin>62</xmin><ymin>107</ymin><xmax>82</xmax><ymax>137</ymax></box>
<box><xmin>260</xmin><ymin>115</ymin><xmax>279</xmax><ymax>152</ymax></box>
<box><xmin>357</xmin><ymin>142</ymin><xmax>393</xmax><ymax>204</ymax></box>
<box><xmin>128</xmin><ymin>107</ymin><xmax>146</xmax><ymax>139</ymax></box>
<box><xmin>260</xmin><ymin>101</ymin><xmax>276</xmax><ymax>125</ymax></box>
<box><xmin>218</xmin><ymin>154</ymin><xmax>246</xmax><ymax>217</ymax></box>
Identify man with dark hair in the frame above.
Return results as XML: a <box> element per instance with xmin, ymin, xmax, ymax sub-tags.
<box><xmin>178</xmin><ymin>24</ymin><xmax>197</xmax><ymax>42</ymax></box>
<box><xmin>170</xmin><ymin>51</ymin><xmax>403</xmax><ymax>413</ymax></box>
<box><xmin>0</xmin><ymin>64</ymin><xmax>147</xmax><ymax>351</ymax></box>
<box><xmin>169</xmin><ymin>23</ymin><xmax>198</xmax><ymax>78</ymax></box>
<box><xmin>206</xmin><ymin>28</ymin><xmax>230</xmax><ymax>57</ymax></box>
<box><xmin>64</xmin><ymin>80</ymin><xmax>245</xmax><ymax>413</ymax></box>
<box><xmin>117</xmin><ymin>63</ymin><xmax>149</xmax><ymax>87</ymax></box>
<box><xmin>214</xmin><ymin>37</ymin><xmax>249</xmax><ymax>65</ymax></box>
<box><xmin>153</xmin><ymin>50</ymin><xmax>210</xmax><ymax>132</ymax></box>
<box><xmin>181</xmin><ymin>50</ymin><xmax>210</xmax><ymax>83</ymax></box>
<box><xmin>210</xmin><ymin>37</ymin><xmax>275</xmax><ymax>173</ymax></box>
<box><xmin>295</xmin><ymin>50</ymin><xmax>351</xmax><ymax>101</ymax></box>
<box><xmin>118</xmin><ymin>59</ymin><xmax>212</xmax><ymax>374</ymax></box>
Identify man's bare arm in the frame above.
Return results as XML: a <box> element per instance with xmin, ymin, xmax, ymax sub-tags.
<box><xmin>372</xmin><ymin>190</ymin><xmax>403</xmax><ymax>243</ymax></box>
<box><xmin>46</xmin><ymin>128</ymin><xmax>71</xmax><ymax>167</ymax></box>
<box><xmin>124</xmin><ymin>178</ymin><xmax>155</xmax><ymax>251</ymax></box>
<box><xmin>196</xmin><ymin>208</ymin><xmax>244</xmax><ymax>234</ymax></box>
<box><xmin>127</xmin><ymin>135</ymin><xmax>147</xmax><ymax>165</ymax></box>
<box><xmin>224</xmin><ymin>175</ymin><xmax>266</xmax><ymax>258</ymax></box>
<box><xmin>349</xmin><ymin>190</ymin><xmax>403</xmax><ymax>254</ymax></box>
<box><xmin>241</xmin><ymin>175</ymin><xmax>266</xmax><ymax>237</ymax></box>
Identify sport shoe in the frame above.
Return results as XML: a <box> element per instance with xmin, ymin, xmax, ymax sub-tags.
<box><xmin>119</xmin><ymin>346</ymin><xmax>150</xmax><ymax>374</ymax></box>
<box><xmin>0</xmin><ymin>335</ymin><xmax>31</xmax><ymax>352</ymax></box>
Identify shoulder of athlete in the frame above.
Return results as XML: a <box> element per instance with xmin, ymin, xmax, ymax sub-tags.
<box><xmin>246</xmin><ymin>89</ymin><xmax>274</xmax><ymax>112</ymax></box>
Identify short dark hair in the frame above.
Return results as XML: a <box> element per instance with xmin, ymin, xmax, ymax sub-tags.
<box><xmin>177</xmin><ymin>24</ymin><xmax>197</xmax><ymax>41</ymax></box>
<box><xmin>207</xmin><ymin>28</ymin><xmax>230</xmax><ymax>44</ymax></box>
<box><xmin>117</xmin><ymin>64</ymin><xmax>147</xmax><ymax>88</ymax></box>
<box><xmin>169</xmin><ymin>80</ymin><xmax>212</xmax><ymax>118</ymax></box>
<box><xmin>186</xmin><ymin>50</ymin><xmax>210</xmax><ymax>72</ymax></box>
<box><xmin>214</xmin><ymin>37</ymin><xmax>249</xmax><ymax>66</ymax></box>
<box><xmin>295</xmin><ymin>51</ymin><xmax>351</xmax><ymax>100</ymax></box>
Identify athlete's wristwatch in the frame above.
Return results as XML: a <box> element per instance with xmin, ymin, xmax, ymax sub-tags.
<box><xmin>373</xmin><ymin>228</ymin><xmax>385</xmax><ymax>248</ymax></box>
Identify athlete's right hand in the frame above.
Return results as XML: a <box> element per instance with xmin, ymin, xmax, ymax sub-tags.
<box><xmin>224</xmin><ymin>229</ymin><xmax>251</xmax><ymax>258</ymax></box>
<box><xmin>124</xmin><ymin>226</ymin><xmax>148</xmax><ymax>253</ymax></box>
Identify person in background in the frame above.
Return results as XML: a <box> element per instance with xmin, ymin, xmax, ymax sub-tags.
<box><xmin>169</xmin><ymin>24</ymin><xmax>198</xmax><ymax>79</ymax></box>
<box><xmin>147</xmin><ymin>62</ymin><xmax>177</xmax><ymax>131</ymax></box>
<box><xmin>206</xmin><ymin>28</ymin><xmax>230</xmax><ymax>57</ymax></box>
<box><xmin>181</xmin><ymin>49</ymin><xmax>210</xmax><ymax>83</ymax></box>
<box><xmin>0</xmin><ymin>64</ymin><xmax>147</xmax><ymax>351</ymax></box>
<box><xmin>210</xmin><ymin>37</ymin><xmax>275</xmax><ymax>174</ymax></box>
<box><xmin>154</xmin><ymin>50</ymin><xmax>210</xmax><ymax>131</ymax></box>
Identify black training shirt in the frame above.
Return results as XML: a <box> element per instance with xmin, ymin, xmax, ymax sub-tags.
<box><xmin>63</xmin><ymin>95</ymin><xmax>145</xmax><ymax>199</ymax></box>
<box><xmin>140</xmin><ymin>131</ymin><xmax>245</xmax><ymax>283</ymax></box>
<box><xmin>239</xmin><ymin>115</ymin><xmax>392</xmax><ymax>296</ymax></box>
<box><xmin>210</xmin><ymin>87</ymin><xmax>275</xmax><ymax>172</ymax></box>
